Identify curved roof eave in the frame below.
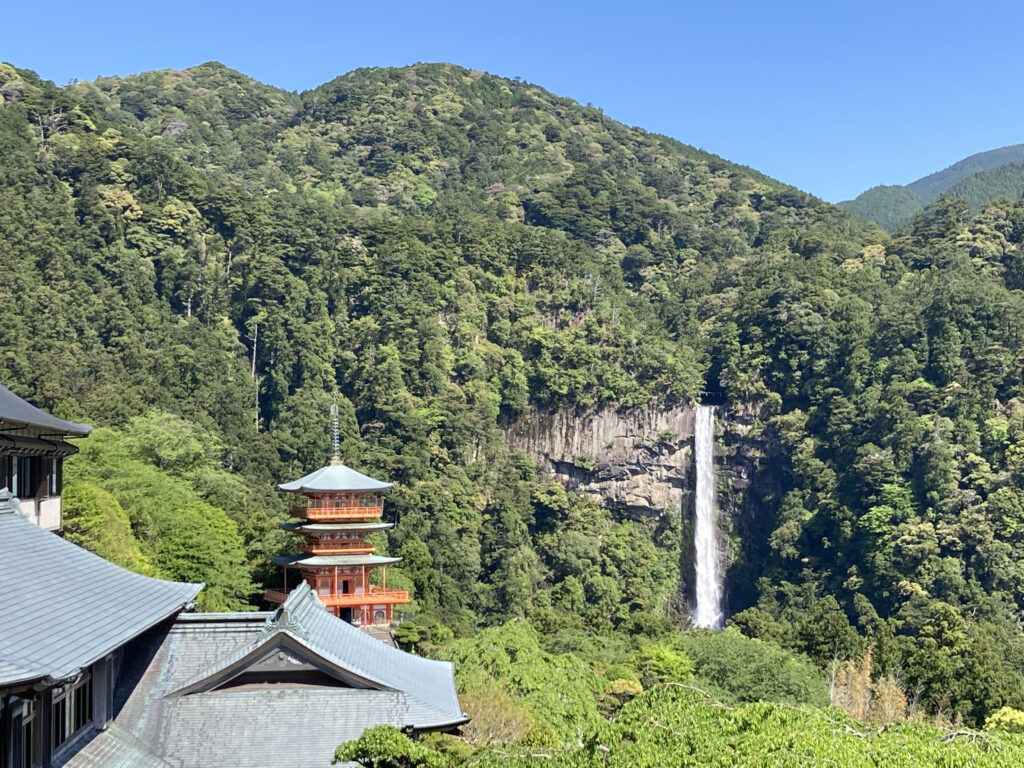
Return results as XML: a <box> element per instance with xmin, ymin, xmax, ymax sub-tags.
<box><xmin>0</xmin><ymin>492</ymin><xmax>203</xmax><ymax>687</ymax></box>
<box><xmin>279</xmin><ymin>521</ymin><xmax>394</xmax><ymax>532</ymax></box>
<box><xmin>0</xmin><ymin>384</ymin><xmax>91</xmax><ymax>436</ymax></box>
<box><xmin>168</xmin><ymin>629</ymin><xmax>399</xmax><ymax>697</ymax></box>
<box><xmin>206</xmin><ymin>585</ymin><xmax>466</xmax><ymax>722</ymax></box>
<box><xmin>272</xmin><ymin>554</ymin><xmax>402</xmax><ymax>567</ymax></box>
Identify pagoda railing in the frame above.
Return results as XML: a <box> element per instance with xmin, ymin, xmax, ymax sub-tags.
<box><xmin>264</xmin><ymin>586</ymin><xmax>410</xmax><ymax>607</ymax></box>
<box><xmin>307</xmin><ymin>544</ymin><xmax>376</xmax><ymax>555</ymax></box>
<box><xmin>292</xmin><ymin>496</ymin><xmax>383</xmax><ymax>510</ymax></box>
<box><xmin>264</xmin><ymin>588</ymin><xmax>288</xmax><ymax>605</ymax></box>
<box><xmin>290</xmin><ymin>504</ymin><xmax>384</xmax><ymax>521</ymax></box>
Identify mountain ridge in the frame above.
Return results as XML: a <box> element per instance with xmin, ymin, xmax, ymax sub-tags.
<box><xmin>69</xmin><ymin>60</ymin><xmax>797</xmax><ymax>198</ymax></box>
<box><xmin>906</xmin><ymin>143</ymin><xmax>1024</xmax><ymax>199</ymax></box>
<box><xmin>840</xmin><ymin>143</ymin><xmax>1024</xmax><ymax>229</ymax></box>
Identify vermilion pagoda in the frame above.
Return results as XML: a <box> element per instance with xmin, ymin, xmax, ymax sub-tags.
<box><xmin>265</xmin><ymin>457</ymin><xmax>410</xmax><ymax>627</ymax></box>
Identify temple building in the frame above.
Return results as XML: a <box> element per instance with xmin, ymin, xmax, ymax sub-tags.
<box><xmin>0</xmin><ymin>487</ymin><xmax>203</xmax><ymax>768</ymax></box>
<box><xmin>0</xmin><ymin>390</ymin><xmax>465</xmax><ymax>767</ymax></box>
<box><xmin>61</xmin><ymin>582</ymin><xmax>466</xmax><ymax>767</ymax></box>
<box><xmin>0</xmin><ymin>384</ymin><xmax>91</xmax><ymax>531</ymax></box>
<box><xmin>266</xmin><ymin>457</ymin><xmax>411</xmax><ymax>629</ymax></box>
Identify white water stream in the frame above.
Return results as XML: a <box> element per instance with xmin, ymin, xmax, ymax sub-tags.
<box><xmin>693</xmin><ymin>405</ymin><xmax>724</xmax><ymax>629</ymax></box>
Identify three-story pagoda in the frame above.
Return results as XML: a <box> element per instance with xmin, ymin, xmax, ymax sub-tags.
<box><xmin>266</xmin><ymin>454</ymin><xmax>410</xmax><ymax>627</ymax></box>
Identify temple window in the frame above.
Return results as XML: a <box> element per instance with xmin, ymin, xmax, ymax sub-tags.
<box><xmin>12</xmin><ymin>696</ymin><xmax>40</xmax><ymax>768</ymax></box>
<box><xmin>51</xmin><ymin>672</ymin><xmax>92</xmax><ymax>753</ymax></box>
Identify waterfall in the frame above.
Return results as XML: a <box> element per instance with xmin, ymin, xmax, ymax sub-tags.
<box><xmin>693</xmin><ymin>405</ymin><xmax>724</xmax><ymax>629</ymax></box>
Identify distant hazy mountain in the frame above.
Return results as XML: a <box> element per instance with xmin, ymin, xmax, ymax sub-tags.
<box><xmin>841</xmin><ymin>144</ymin><xmax>1024</xmax><ymax>230</ymax></box>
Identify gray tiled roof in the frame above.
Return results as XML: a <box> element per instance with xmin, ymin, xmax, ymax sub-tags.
<box><xmin>0</xmin><ymin>384</ymin><xmax>91</xmax><ymax>436</ymax></box>
<box><xmin>0</xmin><ymin>490</ymin><xmax>203</xmax><ymax>688</ymax></box>
<box><xmin>272</xmin><ymin>553</ymin><xmax>402</xmax><ymax>567</ymax></box>
<box><xmin>126</xmin><ymin>688</ymin><xmax>443</xmax><ymax>768</ymax></box>
<box><xmin>54</xmin><ymin>725</ymin><xmax>173</xmax><ymax>768</ymax></box>
<box><xmin>65</xmin><ymin>585</ymin><xmax>465</xmax><ymax>768</ymax></box>
<box><xmin>174</xmin><ymin>586</ymin><xmax>463</xmax><ymax>724</ymax></box>
<box><xmin>279</xmin><ymin>461</ymin><xmax>392</xmax><ymax>492</ymax></box>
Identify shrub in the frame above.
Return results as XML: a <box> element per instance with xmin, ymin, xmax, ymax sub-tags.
<box><xmin>633</xmin><ymin>645</ymin><xmax>693</xmax><ymax>688</ymax></box>
<box><xmin>985</xmin><ymin>706</ymin><xmax>1024</xmax><ymax>734</ymax></box>
<box><xmin>679</xmin><ymin>627</ymin><xmax>828</xmax><ymax>706</ymax></box>
<box><xmin>333</xmin><ymin>725</ymin><xmax>447</xmax><ymax>767</ymax></box>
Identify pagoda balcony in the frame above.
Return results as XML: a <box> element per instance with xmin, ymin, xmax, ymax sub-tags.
<box><xmin>306</xmin><ymin>544</ymin><xmax>377</xmax><ymax>556</ymax></box>
<box><xmin>264</xmin><ymin>585</ymin><xmax>410</xmax><ymax>607</ymax></box>
<box><xmin>290</xmin><ymin>500</ymin><xmax>384</xmax><ymax>521</ymax></box>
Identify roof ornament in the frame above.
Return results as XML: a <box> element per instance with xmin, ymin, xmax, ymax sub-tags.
<box><xmin>259</xmin><ymin>588</ymin><xmax>313</xmax><ymax>642</ymax></box>
<box><xmin>0</xmin><ymin>487</ymin><xmax>26</xmax><ymax>518</ymax></box>
<box><xmin>330</xmin><ymin>396</ymin><xmax>341</xmax><ymax>466</ymax></box>
<box><xmin>0</xmin><ymin>487</ymin><xmax>14</xmax><ymax>515</ymax></box>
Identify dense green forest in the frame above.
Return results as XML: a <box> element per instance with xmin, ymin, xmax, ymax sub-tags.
<box><xmin>841</xmin><ymin>143</ymin><xmax>1024</xmax><ymax>230</ymax></box>
<box><xmin>4</xmin><ymin>59</ymin><xmax>1024</xmax><ymax>759</ymax></box>
<box><xmin>839</xmin><ymin>184</ymin><xmax>929</xmax><ymax>232</ymax></box>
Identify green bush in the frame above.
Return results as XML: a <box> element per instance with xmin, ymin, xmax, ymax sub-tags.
<box><xmin>470</xmin><ymin>686</ymin><xmax>1024</xmax><ymax>767</ymax></box>
<box><xmin>435</xmin><ymin>620</ymin><xmax>606</xmax><ymax>746</ymax></box>
<box><xmin>679</xmin><ymin>628</ymin><xmax>828</xmax><ymax>706</ymax></box>
<box><xmin>632</xmin><ymin>645</ymin><xmax>693</xmax><ymax>689</ymax></box>
<box><xmin>984</xmin><ymin>706</ymin><xmax>1024</xmax><ymax>734</ymax></box>
<box><xmin>333</xmin><ymin>725</ymin><xmax>447</xmax><ymax>767</ymax></box>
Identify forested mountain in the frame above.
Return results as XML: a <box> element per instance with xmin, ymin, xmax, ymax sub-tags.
<box><xmin>841</xmin><ymin>143</ymin><xmax>1024</xmax><ymax>230</ymax></box>
<box><xmin>944</xmin><ymin>158</ymin><xmax>1024</xmax><ymax>209</ymax></box>
<box><xmin>838</xmin><ymin>184</ymin><xmax>928</xmax><ymax>231</ymax></box>
<box><xmin>906</xmin><ymin>144</ymin><xmax>1024</xmax><ymax>200</ymax></box>
<box><xmin>4</xmin><ymin>59</ymin><xmax>1024</xmax><ymax>746</ymax></box>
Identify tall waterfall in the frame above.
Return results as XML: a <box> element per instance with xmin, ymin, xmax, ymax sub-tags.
<box><xmin>693</xmin><ymin>405</ymin><xmax>724</xmax><ymax>629</ymax></box>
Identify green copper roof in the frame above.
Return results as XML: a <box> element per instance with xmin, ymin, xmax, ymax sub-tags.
<box><xmin>279</xmin><ymin>461</ymin><xmax>391</xmax><ymax>493</ymax></box>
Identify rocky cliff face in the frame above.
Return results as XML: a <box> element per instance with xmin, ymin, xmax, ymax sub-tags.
<box><xmin>507</xmin><ymin>405</ymin><xmax>696</xmax><ymax>518</ymax></box>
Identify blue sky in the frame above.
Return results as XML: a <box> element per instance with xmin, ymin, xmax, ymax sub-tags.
<box><xmin>5</xmin><ymin>0</ymin><xmax>1022</xmax><ymax>201</ymax></box>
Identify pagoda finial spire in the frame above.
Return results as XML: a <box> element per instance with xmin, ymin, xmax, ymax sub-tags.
<box><xmin>329</xmin><ymin>398</ymin><xmax>341</xmax><ymax>465</ymax></box>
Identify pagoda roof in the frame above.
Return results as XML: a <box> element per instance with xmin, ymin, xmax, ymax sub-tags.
<box><xmin>0</xmin><ymin>383</ymin><xmax>91</xmax><ymax>436</ymax></box>
<box><xmin>279</xmin><ymin>460</ymin><xmax>392</xmax><ymax>493</ymax></box>
<box><xmin>280</xmin><ymin>521</ymin><xmax>394</xmax><ymax>532</ymax></box>
<box><xmin>273</xmin><ymin>553</ymin><xmax>401</xmax><ymax>567</ymax></box>
<box><xmin>0</xmin><ymin>489</ymin><xmax>202</xmax><ymax>689</ymax></box>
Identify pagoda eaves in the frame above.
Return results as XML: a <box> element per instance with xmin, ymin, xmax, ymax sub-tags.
<box><xmin>273</xmin><ymin>553</ymin><xmax>401</xmax><ymax>567</ymax></box>
<box><xmin>279</xmin><ymin>521</ymin><xmax>394</xmax><ymax>532</ymax></box>
<box><xmin>279</xmin><ymin>461</ymin><xmax>392</xmax><ymax>493</ymax></box>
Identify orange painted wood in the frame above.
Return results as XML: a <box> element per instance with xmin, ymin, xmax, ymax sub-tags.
<box><xmin>265</xmin><ymin>587</ymin><xmax>409</xmax><ymax>607</ymax></box>
<box><xmin>308</xmin><ymin>545</ymin><xmax>377</xmax><ymax>555</ymax></box>
<box><xmin>291</xmin><ymin>506</ymin><xmax>384</xmax><ymax>521</ymax></box>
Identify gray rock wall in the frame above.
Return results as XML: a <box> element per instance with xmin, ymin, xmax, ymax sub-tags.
<box><xmin>506</xmin><ymin>405</ymin><xmax>696</xmax><ymax>517</ymax></box>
